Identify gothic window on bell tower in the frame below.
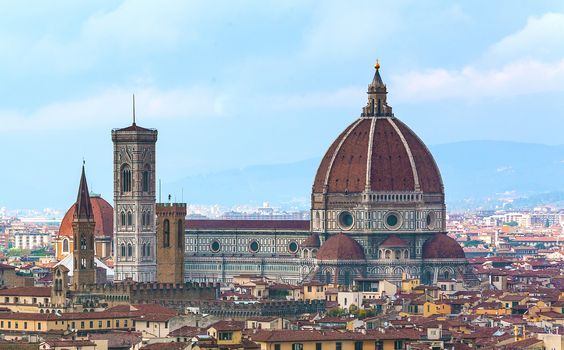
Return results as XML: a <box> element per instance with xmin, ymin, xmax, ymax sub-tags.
<box><xmin>127</xmin><ymin>243</ymin><xmax>133</xmax><ymax>257</ymax></box>
<box><xmin>120</xmin><ymin>244</ymin><xmax>126</xmax><ymax>257</ymax></box>
<box><xmin>80</xmin><ymin>237</ymin><xmax>87</xmax><ymax>250</ymax></box>
<box><xmin>127</xmin><ymin>212</ymin><xmax>132</xmax><ymax>226</ymax></box>
<box><xmin>121</xmin><ymin>212</ymin><xmax>126</xmax><ymax>226</ymax></box>
<box><xmin>142</xmin><ymin>165</ymin><xmax>150</xmax><ymax>192</ymax></box>
<box><xmin>121</xmin><ymin>165</ymin><xmax>132</xmax><ymax>193</ymax></box>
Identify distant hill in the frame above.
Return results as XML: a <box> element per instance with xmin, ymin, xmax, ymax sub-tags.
<box><xmin>166</xmin><ymin>141</ymin><xmax>564</xmax><ymax>210</ymax></box>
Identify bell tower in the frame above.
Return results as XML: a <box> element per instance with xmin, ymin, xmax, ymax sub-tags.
<box><xmin>72</xmin><ymin>165</ymin><xmax>96</xmax><ymax>290</ymax></box>
<box><xmin>112</xmin><ymin>97</ymin><xmax>158</xmax><ymax>282</ymax></box>
<box><xmin>156</xmin><ymin>202</ymin><xmax>187</xmax><ymax>284</ymax></box>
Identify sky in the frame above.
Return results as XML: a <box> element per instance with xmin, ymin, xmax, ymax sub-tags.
<box><xmin>1</xmin><ymin>0</ymin><xmax>563</xmax><ymax>210</ymax></box>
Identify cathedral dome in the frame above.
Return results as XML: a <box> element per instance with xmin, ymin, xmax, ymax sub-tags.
<box><xmin>312</xmin><ymin>67</ymin><xmax>443</xmax><ymax>195</ymax></box>
<box><xmin>317</xmin><ymin>234</ymin><xmax>365</xmax><ymax>260</ymax></box>
<box><xmin>379</xmin><ymin>234</ymin><xmax>409</xmax><ymax>248</ymax></box>
<box><xmin>58</xmin><ymin>195</ymin><xmax>113</xmax><ymax>238</ymax></box>
<box><xmin>422</xmin><ymin>233</ymin><xmax>465</xmax><ymax>259</ymax></box>
<box><xmin>302</xmin><ymin>233</ymin><xmax>321</xmax><ymax>248</ymax></box>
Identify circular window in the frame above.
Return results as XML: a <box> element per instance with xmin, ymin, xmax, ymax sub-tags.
<box><xmin>384</xmin><ymin>212</ymin><xmax>401</xmax><ymax>230</ymax></box>
<box><xmin>249</xmin><ymin>241</ymin><xmax>259</xmax><ymax>253</ymax></box>
<box><xmin>426</xmin><ymin>212</ymin><xmax>435</xmax><ymax>229</ymax></box>
<box><xmin>289</xmin><ymin>241</ymin><xmax>298</xmax><ymax>253</ymax></box>
<box><xmin>338</xmin><ymin>211</ymin><xmax>354</xmax><ymax>230</ymax></box>
<box><xmin>210</xmin><ymin>241</ymin><xmax>221</xmax><ymax>253</ymax></box>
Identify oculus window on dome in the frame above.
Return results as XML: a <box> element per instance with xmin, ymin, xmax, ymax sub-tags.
<box><xmin>249</xmin><ymin>240</ymin><xmax>259</xmax><ymax>253</ymax></box>
<box><xmin>338</xmin><ymin>211</ymin><xmax>354</xmax><ymax>230</ymax></box>
<box><xmin>288</xmin><ymin>241</ymin><xmax>299</xmax><ymax>253</ymax></box>
<box><xmin>384</xmin><ymin>212</ymin><xmax>402</xmax><ymax>230</ymax></box>
<box><xmin>211</xmin><ymin>241</ymin><xmax>221</xmax><ymax>253</ymax></box>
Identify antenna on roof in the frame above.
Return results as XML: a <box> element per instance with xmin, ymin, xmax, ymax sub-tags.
<box><xmin>132</xmin><ymin>94</ymin><xmax>136</xmax><ymax>126</ymax></box>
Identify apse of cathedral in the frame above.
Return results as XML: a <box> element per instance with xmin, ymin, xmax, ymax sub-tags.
<box><xmin>55</xmin><ymin>63</ymin><xmax>476</xmax><ymax>293</ymax></box>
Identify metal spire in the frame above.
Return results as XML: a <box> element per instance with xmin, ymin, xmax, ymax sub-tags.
<box><xmin>132</xmin><ymin>94</ymin><xmax>136</xmax><ymax>126</ymax></box>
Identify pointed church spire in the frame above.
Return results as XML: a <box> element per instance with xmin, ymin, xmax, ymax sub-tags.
<box><xmin>132</xmin><ymin>94</ymin><xmax>136</xmax><ymax>126</ymax></box>
<box><xmin>75</xmin><ymin>163</ymin><xmax>93</xmax><ymax>220</ymax></box>
<box><xmin>371</xmin><ymin>59</ymin><xmax>385</xmax><ymax>88</ymax></box>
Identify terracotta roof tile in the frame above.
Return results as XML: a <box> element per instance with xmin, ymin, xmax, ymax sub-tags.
<box><xmin>186</xmin><ymin>220</ymin><xmax>309</xmax><ymax>231</ymax></box>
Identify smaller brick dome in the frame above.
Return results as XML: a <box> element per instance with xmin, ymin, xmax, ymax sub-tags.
<box><xmin>317</xmin><ymin>234</ymin><xmax>366</xmax><ymax>261</ymax></box>
<box><xmin>302</xmin><ymin>233</ymin><xmax>321</xmax><ymax>248</ymax></box>
<box><xmin>422</xmin><ymin>233</ymin><xmax>465</xmax><ymax>259</ymax></box>
<box><xmin>379</xmin><ymin>234</ymin><xmax>409</xmax><ymax>248</ymax></box>
<box><xmin>58</xmin><ymin>195</ymin><xmax>113</xmax><ymax>238</ymax></box>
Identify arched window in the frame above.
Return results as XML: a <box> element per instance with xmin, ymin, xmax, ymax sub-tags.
<box><xmin>127</xmin><ymin>212</ymin><xmax>132</xmax><ymax>226</ymax></box>
<box><xmin>121</xmin><ymin>165</ymin><xmax>132</xmax><ymax>193</ymax></box>
<box><xmin>142</xmin><ymin>165</ymin><xmax>150</xmax><ymax>192</ymax></box>
<box><xmin>121</xmin><ymin>212</ymin><xmax>126</xmax><ymax>226</ymax></box>
<box><xmin>80</xmin><ymin>236</ymin><xmax>87</xmax><ymax>250</ymax></box>
<box><xmin>146</xmin><ymin>243</ymin><xmax>151</xmax><ymax>257</ymax></box>
<box><xmin>443</xmin><ymin>271</ymin><xmax>450</xmax><ymax>280</ymax></box>
<box><xmin>385</xmin><ymin>250</ymin><xmax>391</xmax><ymax>260</ymax></box>
<box><xmin>395</xmin><ymin>250</ymin><xmax>401</xmax><ymax>260</ymax></box>
<box><xmin>120</xmin><ymin>244</ymin><xmax>126</xmax><ymax>257</ymax></box>
<box><xmin>403</xmin><ymin>250</ymin><xmax>409</xmax><ymax>259</ymax></box>
<box><xmin>141</xmin><ymin>212</ymin><xmax>146</xmax><ymax>226</ymax></box>
<box><xmin>344</xmin><ymin>271</ymin><xmax>351</xmax><ymax>286</ymax></box>
<box><xmin>177</xmin><ymin>219</ymin><xmax>183</xmax><ymax>248</ymax></box>
<box><xmin>325</xmin><ymin>271</ymin><xmax>332</xmax><ymax>284</ymax></box>
<box><xmin>141</xmin><ymin>243</ymin><xmax>146</xmax><ymax>257</ymax></box>
<box><xmin>62</xmin><ymin>239</ymin><xmax>69</xmax><ymax>253</ymax></box>
<box><xmin>163</xmin><ymin>219</ymin><xmax>170</xmax><ymax>247</ymax></box>
<box><xmin>425</xmin><ymin>271</ymin><xmax>433</xmax><ymax>284</ymax></box>
<box><xmin>127</xmin><ymin>243</ymin><xmax>133</xmax><ymax>257</ymax></box>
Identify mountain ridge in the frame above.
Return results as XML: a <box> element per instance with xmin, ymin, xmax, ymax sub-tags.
<box><xmin>166</xmin><ymin>140</ymin><xmax>564</xmax><ymax>210</ymax></box>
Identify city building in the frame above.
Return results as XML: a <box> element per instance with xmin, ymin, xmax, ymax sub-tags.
<box><xmin>183</xmin><ymin>64</ymin><xmax>477</xmax><ymax>287</ymax></box>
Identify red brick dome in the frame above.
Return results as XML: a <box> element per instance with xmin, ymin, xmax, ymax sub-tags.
<box><xmin>313</xmin><ymin>117</ymin><xmax>443</xmax><ymax>194</ymax></box>
<box><xmin>379</xmin><ymin>234</ymin><xmax>409</xmax><ymax>248</ymax></box>
<box><xmin>422</xmin><ymin>233</ymin><xmax>465</xmax><ymax>259</ymax></box>
<box><xmin>312</xmin><ymin>67</ymin><xmax>443</xmax><ymax>196</ymax></box>
<box><xmin>58</xmin><ymin>195</ymin><xmax>113</xmax><ymax>238</ymax></box>
<box><xmin>317</xmin><ymin>234</ymin><xmax>365</xmax><ymax>260</ymax></box>
<box><xmin>302</xmin><ymin>233</ymin><xmax>321</xmax><ymax>248</ymax></box>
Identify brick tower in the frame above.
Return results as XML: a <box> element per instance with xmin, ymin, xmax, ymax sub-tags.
<box><xmin>72</xmin><ymin>165</ymin><xmax>96</xmax><ymax>290</ymax></box>
<box><xmin>156</xmin><ymin>203</ymin><xmax>187</xmax><ymax>284</ymax></box>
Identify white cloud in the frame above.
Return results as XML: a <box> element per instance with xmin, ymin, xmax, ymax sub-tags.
<box><xmin>391</xmin><ymin>12</ymin><xmax>564</xmax><ymax>101</ymax></box>
<box><xmin>0</xmin><ymin>86</ymin><xmax>227</xmax><ymax>132</ymax></box>
<box><xmin>392</xmin><ymin>59</ymin><xmax>564</xmax><ymax>101</ymax></box>
<box><xmin>264</xmin><ymin>86</ymin><xmax>365</xmax><ymax>110</ymax></box>
<box><xmin>487</xmin><ymin>12</ymin><xmax>564</xmax><ymax>63</ymax></box>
